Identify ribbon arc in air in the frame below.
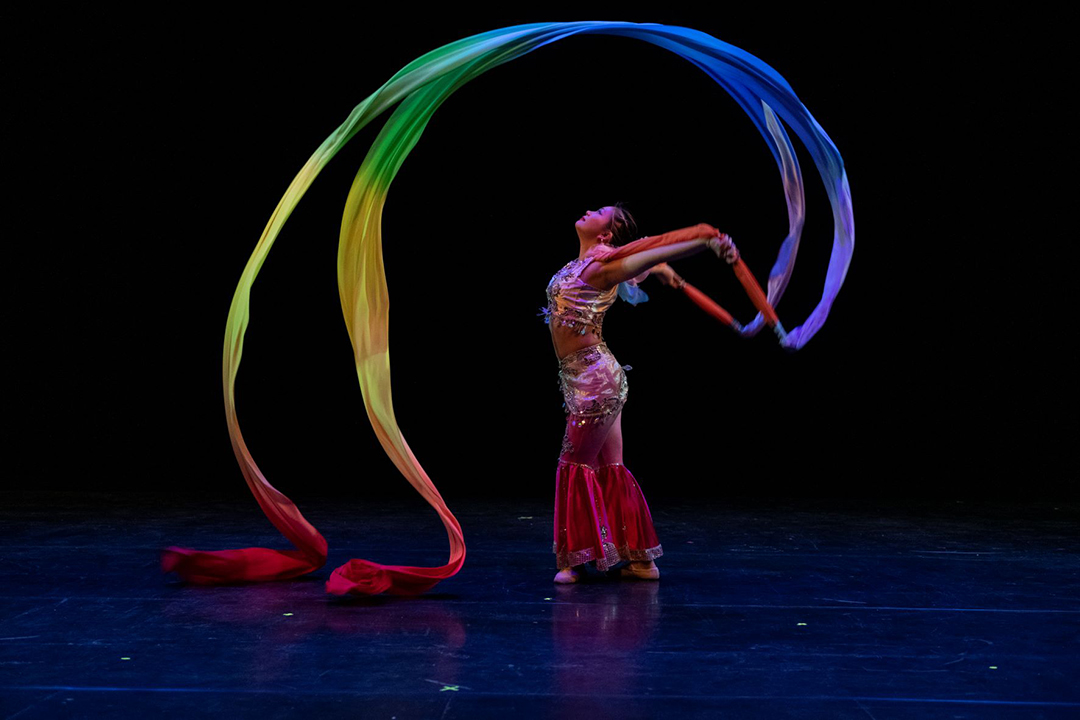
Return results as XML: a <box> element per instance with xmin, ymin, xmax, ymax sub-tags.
<box><xmin>160</xmin><ymin>21</ymin><xmax>854</xmax><ymax>596</ymax></box>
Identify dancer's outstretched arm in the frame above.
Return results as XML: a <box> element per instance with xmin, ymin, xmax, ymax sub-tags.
<box><xmin>588</xmin><ymin>224</ymin><xmax>728</xmax><ymax>290</ymax></box>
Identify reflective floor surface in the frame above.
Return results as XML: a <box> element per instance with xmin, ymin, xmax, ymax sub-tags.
<box><xmin>2</xmin><ymin>491</ymin><xmax>1078</xmax><ymax>719</ymax></box>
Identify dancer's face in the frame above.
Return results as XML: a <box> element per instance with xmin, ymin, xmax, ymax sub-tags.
<box><xmin>576</xmin><ymin>206</ymin><xmax>613</xmax><ymax>237</ymax></box>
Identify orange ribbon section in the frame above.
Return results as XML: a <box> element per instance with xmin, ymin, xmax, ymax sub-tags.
<box><xmin>597</xmin><ymin>228</ymin><xmax>784</xmax><ymax>338</ymax></box>
<box><xmin>679</xmin><ymin>281</ymin><xmax>737</xmax><ymax>329</ymax></box>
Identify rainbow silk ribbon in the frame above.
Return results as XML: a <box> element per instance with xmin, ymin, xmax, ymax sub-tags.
<box><xmin>160</xmin><ymin>21</ymin><xmax>853</xmax><ymax>596</ymax></box>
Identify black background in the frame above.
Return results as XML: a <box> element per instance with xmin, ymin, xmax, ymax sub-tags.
<box><xmin>8</xmin><ymin>9</ymin><xmax>1074</xmax><ymax>503</ymax></box>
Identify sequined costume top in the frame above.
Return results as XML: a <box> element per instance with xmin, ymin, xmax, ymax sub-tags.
<box><xmin>539</xmin><ymin>256</ymin><xmax>619</xmax><ymax>338</ymax></box>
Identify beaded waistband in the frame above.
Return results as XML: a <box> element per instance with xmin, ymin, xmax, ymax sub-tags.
<box><xmin>557</xmin><ymin>342</ymin><xmax>609</xmax><ymax>367</ymax></box>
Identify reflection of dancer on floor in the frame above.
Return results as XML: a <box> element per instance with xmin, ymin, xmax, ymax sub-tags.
<box><xmin>542</xmin><ymin>203</ymin><xmax>738</xmax><ymax>584</ymax></box>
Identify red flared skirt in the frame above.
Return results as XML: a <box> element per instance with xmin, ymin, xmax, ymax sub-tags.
<box><xmin>553</xmin><ymin>459</ymin><xmax>663</xmax><ymax>572</ymax></box>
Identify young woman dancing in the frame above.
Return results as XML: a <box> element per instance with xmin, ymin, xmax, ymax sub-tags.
<box><xmin>541</xmin><ymin>203</ymin><xmax>738</xmax><ymax>584</ymax></box>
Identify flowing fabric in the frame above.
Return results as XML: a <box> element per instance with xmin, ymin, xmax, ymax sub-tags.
<box><xmin>589</xmin><ymin>230</ymin><xmax>786</xmax><ymax>336</ymax></box>
<box><xmin>161</xmin><ymin>21</ymin><xmax>853</xmax><ymax>596</ymax></box>
<box><xmin>616</xmin><ymin>280</ymin><xmax>650</xmax><ymax>306</ymax></box>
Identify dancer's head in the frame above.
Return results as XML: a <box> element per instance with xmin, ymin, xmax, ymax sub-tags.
<box><xmin>575</xmin><ymin>202</ymin><xmax>637</xmax><ymax>246</ymax></box>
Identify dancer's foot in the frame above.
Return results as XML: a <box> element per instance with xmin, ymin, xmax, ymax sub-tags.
<box><xmin>554</xmin><ymin>566</ymin><xmax>582</xmax><ymax>584</ymax></box>
<box><xmin>618</xmin><ymin>560</ymin><xmax>660</xmax><ymax>581</ymax></box>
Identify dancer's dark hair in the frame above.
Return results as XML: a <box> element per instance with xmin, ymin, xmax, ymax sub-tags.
<box><xmin>608</xmin><ymin>201</ymin><xmax>638</xmax><ymax>247</ymax></box>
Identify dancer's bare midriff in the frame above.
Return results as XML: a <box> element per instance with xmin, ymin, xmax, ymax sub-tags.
<box><xmin>550</xmin><ymin>323</ymin><xmax>604</xmax><ymax>361</ymax></box>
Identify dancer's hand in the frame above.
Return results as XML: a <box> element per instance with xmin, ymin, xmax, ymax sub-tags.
<box><xmin>707</xmin><ymin>234</ymin><xmax>739</xmax><ymax>264</ymax></box>
<box><xmin>651</xmin><ymin>263</ymin><xmax>684</xmax><ymax>288</ymax></box>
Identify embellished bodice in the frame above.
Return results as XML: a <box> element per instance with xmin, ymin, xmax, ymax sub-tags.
<box><xmin>539</xmin><ymin>256</ymin><xmax>618</xmax><ymax>337</ymax></box>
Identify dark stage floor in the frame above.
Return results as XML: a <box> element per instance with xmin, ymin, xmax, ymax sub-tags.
<box><xmin>2</xmin><ymin>491</ymin><xmax>1078</xmax><ymax>719</ymax></box>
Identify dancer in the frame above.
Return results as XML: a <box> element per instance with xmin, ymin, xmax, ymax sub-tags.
<box><xmin>541</xmin><ymin>203</ymin><xmax>737</xmax><ymax>584</ymax></box>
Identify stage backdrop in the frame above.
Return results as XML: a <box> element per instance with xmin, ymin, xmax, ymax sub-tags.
<box><xmin>8</xmin><ymin>10</ymin><xmax>1073</xmax><ymax>500</ymax></box>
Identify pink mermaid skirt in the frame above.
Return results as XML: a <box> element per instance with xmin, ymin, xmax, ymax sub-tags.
<box><xmin>553</xmin><ymin>460</ymin><xmax>664</xmax><ymax>572</ymax></box>
<box><xmin>552</xmin><ymin>343</ymin><xmax>663</xmax><ymax>571</ymax></box>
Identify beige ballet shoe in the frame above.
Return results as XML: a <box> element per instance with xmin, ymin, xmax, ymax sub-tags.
<box><xmin>618</xmin><ymin>560</ymin><xmax>660</xmax><ymax>580</ymax></box>
<box><xmin>554</xmin><ymin>566</ymin><xmax>583</xmax><ymax>584</ymax></box>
